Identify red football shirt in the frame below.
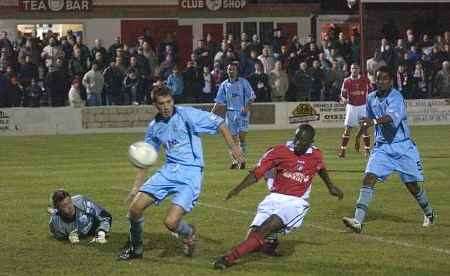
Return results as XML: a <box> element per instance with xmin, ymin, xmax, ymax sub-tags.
<box><xmin>341</xmin><ymin>76</ymin><xmax>369</xmax><ymax>106</ymax></box>
<box><xmin>253</xmin><ymin>144</ymin><xmax>325</xmax><ymax>198</ymax></box>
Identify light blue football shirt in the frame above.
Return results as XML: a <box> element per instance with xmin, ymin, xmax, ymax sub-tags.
<box><xmin>215</xmin><ymin>77</ymin><xmax>255</xmax><ymax>111</ymax></box>
<box><xmin>145</xmin><ymin>106</ymin><xmax>224</xmax><ymax>168</ymax></box>
<box><xmin>49</xmin><ymin>195</ymin><xmax>112</xmax><ymax>239</ymax></box>
<box><xmin>366</xmin><ymin>88</ymin><xmax>411</xmax><ymax>144</ymax></box>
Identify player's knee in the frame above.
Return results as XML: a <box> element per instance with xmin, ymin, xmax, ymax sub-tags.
<box><xmin>128</xmin><ymin>204</ymin><xmax>144</xmax><ymax>221</ymax></box>
<box><xmin>245</xmin><ymin>227</ymin><xmax>256</xmax><ymax>238</ymax></box>
<box><xmin>363</xmin><ymin>173</ymin><xmax>377</xmax><ymax>187</ymax></box>
<box><xmin>249</xmin><ymin>226</ymin><xmax>261</xmax><ymax>233</ymax></box>
<box><xmin>163</xmin><ymin>216</ymin><xmax>179</xmax><ymax>232</ymax></box>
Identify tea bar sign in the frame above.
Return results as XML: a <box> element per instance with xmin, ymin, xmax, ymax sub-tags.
<box><xmin>20</xmin><ymin>0</ymin><xmax>92</xmax><ymax>11</ymax></box>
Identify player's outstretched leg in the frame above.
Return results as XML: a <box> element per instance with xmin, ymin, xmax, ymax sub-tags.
<box><xmin>179</xmin><ymin>222</ymin><xmax>197</xmax><ymax>257</ymax></box>
<box><xmin>229</xmin><ymin>151</ymin><xmax>239</xmax><ymax>169</ymax></box>
<box><xmin>214</xmin><ymin>215</ymin><xmax>283</xmax><ymax>269</ymax></box>
<box><xmin>118</xmin><ymin>192</ymin><xmax>153</xmax><ymax>261</ymax></box>
<box><xmin>343</xmin><ymin>175</ymin><xmax>376</xmax><ymax>233</ymax></box>
<box><xmin>165</xmin><ymin>204</ymin><xmax>197</xmax><ymax>257</ymax></box>
<box><xmin>214</xmin><ymin>231</ymin><xmax>265</xmax><ymax>269</ymax></box>
<box><xmin>260</xmin><ymin>237</ymin><xmax>281</xmax><ymax>256</ymax></box>
<box><xmin>245</xmin><ymin>227</ymin><xmax>281</xmax><ymax>256</ymax></box>
<box><xmin>405</xmin><ymin>182</ymin><xmax>436</xmax><ymax>227</ymax></box>
<box><xmin>118</xmin><ymin>216</ymin><xmax>144</xmax><ymax>260</ymax></box>
<box><xmin>342</xmin><ymin>217</ymin><xmax>363</xmax><ymax>233</ymax></box>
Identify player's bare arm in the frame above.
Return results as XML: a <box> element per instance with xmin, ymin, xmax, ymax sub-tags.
<box><xmin>354</xmin><ymin>127</ymin><xmax>364</xmax><ymax>152</ymax></box>
<box><xmin>318</xmin><ymin>169</ymin><xmax>343</xmax><ymax>200</ymax></box>
<box><xmin>340</xmin><ymin>89</ymin><xmax>348</xmax><ymax>104</ymax></box>
<box><xmin>126</xmin><ymin>168</ymin><xmax>149</xmax><ymax>204</ymax></box>
<box><xmin>225</xmin><ymin>171</ymin><xmax>258</xmax><ymax>200</ymax></box>
<box><xmin>219</xmin><ymin>123</ymin><xmax>245</xmax><ymax>163</ymax></box>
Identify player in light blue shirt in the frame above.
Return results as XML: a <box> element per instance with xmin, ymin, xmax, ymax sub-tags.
<box><xmin>213</xmin><ymin>62</ymin><xmax>255</xmax><ymax>169</ymax></box>
<box><xmin>118</xmin><ymin>85</ymin><xmax>244</xmax><ymax>260</ymax></box>
<box><xmin>343</xmin><ymin>66</ymin><xmax>435</xmax><ymax>233</ymax></box>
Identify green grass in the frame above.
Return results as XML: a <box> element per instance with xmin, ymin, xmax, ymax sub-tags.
<box><xmin>1</xmin><ymin>126</ymin><xmax>450</xmax><ymax>275</ymax></box>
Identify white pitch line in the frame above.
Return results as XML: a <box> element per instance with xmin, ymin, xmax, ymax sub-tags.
<box><xmin>198</xmin><ymin>202</ymin><xmax>450</xmax><ymax>256</ymax></box>
<box><xmin>109</xmin><ymin>187</ymin><xmax>450</xmax><ymax>256</ymax></box>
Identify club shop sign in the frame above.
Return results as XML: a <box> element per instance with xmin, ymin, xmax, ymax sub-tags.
<box><xmin>180</xmin><ymin>0</ymin><xmax>247</xmax><ymax>11</ymax></box>
<box><xmin>19</xmin><ymin>0</ymin><xmax>92</xmax><ymax>12</ymax></box>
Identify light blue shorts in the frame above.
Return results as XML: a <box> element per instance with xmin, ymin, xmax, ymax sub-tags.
<box><xmin>226</xmin><ymin>110</ymin><xmax>249</xmax><ymax>136</ymax></box>
<box><xmin>365</xmin><ymin>139</ymin><xmax>424</xmax><ymax>183</ymax></box>
<box><xmin>140</xmin><ymin>163</ymin><xmax>203</xmax><ymax>212</ymax></box>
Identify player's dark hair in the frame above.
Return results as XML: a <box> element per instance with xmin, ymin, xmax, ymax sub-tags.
<box><xmin>376</xmin><ymin>65</ymin><xmax>393</xmax><ymax>80</ymax></box>
<box><xmin>52</xmin><ymin>189</ymin><xmax>70</xmax><ymax>208</ymax></box>
<box><xmin>151</xmin><ymin>85</ymin><xmax>172</xmax><ymax>102</ymax></box>
<box><xmin>295</xmin><ymin>124</ymin><xmax>315</xmax><ymax>140</ymax></box>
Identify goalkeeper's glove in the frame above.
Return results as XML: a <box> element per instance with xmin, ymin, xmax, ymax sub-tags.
<box><xmin>89</xmin><ymin>230</ymin><xmax>107</xmax><ymax>244</ymax></box>
<box><xmin>68</xmin><ymin>230</ymin><xmax>79</xmax><ymax>244</ymax></box>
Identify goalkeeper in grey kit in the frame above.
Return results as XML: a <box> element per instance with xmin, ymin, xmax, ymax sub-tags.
<box><xmin>48</xmin><ymin>189</ymin><xmax>112</xmax><ymax>244</ymax></box>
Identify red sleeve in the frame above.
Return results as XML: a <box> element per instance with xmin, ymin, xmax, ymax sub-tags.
<box><xmin>253</xmin><ymin>146</ymin><xmax>283</xmax><ymax>180</ymax></box>
<box><xmin>315</xmin><ymin>149</ymin><xmax>326</xmax><ymax>172</ymax></box>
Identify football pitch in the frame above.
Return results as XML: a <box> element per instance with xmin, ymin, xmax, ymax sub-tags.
<box><xmin>1</xmin><ymin>126</ymin><xmax>449</xmax><ymax>275</ymax></box>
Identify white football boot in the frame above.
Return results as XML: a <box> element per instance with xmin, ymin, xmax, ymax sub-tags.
<box><xmin>342</xmin><ymin>217</ymin><xmax>363</xmax><ymax>233</ymax></box>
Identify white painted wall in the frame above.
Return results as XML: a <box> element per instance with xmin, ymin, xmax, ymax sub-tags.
<box><xmin>83</xmin><ymin>19</ymin><xmax>121</xmax><ymax>48</ymax></box>
<box><xmin>2</xmin><ymin>100</ymin><xmax>448</xmax><ymax>136</ymax></box>
<box><xmin>0</xmin><ymin>20</ymin><xmax>18</xmax><ymax>41</ymax></box>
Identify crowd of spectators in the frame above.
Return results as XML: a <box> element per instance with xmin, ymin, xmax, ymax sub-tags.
<box><xmin>0</xmin><ymin>25</ymin><xmax>448</xmax><ymax>108</ymax></box>
<box><xmin>367</xmin><ymin>29</ymin><xmax>450</xmax><ymax>99</ymax></box>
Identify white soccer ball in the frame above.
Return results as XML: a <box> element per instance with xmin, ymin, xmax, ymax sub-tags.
<box><xmin>128</xmin><ymin>141</ymin><xmax>158</xmax><ymax>168</ymax></box>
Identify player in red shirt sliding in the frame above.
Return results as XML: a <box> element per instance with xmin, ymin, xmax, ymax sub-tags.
<box><xmin>214</xmin><ymin>124</ymin><xmax>343</xmax><ymax>270</ymax></box>
<box><xmin>338</xmin><ymin>63</ymin><xmax>370</xmax><ymax>158</ymax></box>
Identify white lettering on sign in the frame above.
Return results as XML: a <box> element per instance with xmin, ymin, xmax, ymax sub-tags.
<box><xmin>181</xmin><ymin>0</ymin><xmax>245</xmax><ymax>10</ymax></box>
<box><xmin>180</xmin><ymin>0</ymin><xmax>205</xmax><ymax>9</ymax></box>
<box><xmin>223</xmin><ymin>0</ymin><xmax>246</xmax><ymax>9</ymax></box>
<box><xmin>20</xmin><ymin>0</ymin><xmax>91</xmax><ymax>11</ymax></box>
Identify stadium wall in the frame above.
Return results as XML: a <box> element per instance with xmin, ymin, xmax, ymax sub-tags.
<box><xmin>1</xmin><ymin>99</ymin><xmax>450</xmax><ymax>136</ymax></box>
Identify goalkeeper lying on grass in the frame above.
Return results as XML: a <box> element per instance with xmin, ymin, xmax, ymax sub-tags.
<box><xmin>48</xmin><ymin>189</ymin><xmax>112</xmax><ymax>244</ymax></box>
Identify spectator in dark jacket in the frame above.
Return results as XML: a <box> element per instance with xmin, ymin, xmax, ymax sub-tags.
<box><xmin>91</xmin><ymin>39</ymin><xmax>108</xmax><ymax>64</ymax></box>
<box><xmin>18</xmin><ymin>55</ymin><xmax>38</xmax><ymax>92</ymax></box>
<box><xmin>182</xmin><ymin>61</ymin><xmax>204</xmax><ymax>103</ymax></box>
<box><xmin>103</xmin><ymin>60</ymin><xmax>125</xmax><ymax>105</ymax></box>
<box><xmin>308</xmin><ymin>60</ymin><xmax>326</xmax><ymax>101</ymax></box>
<box><xmin>46</xmin><ymin>57</ymin><xmax>69</xmax><ymax>106</ymax></box>
<box><xmin>25</xmin><ymin>78</ymin><xmax>42</xmax><ymax>107</ymax></box>
<box><xmin>248</xmin><ymin>62</ymin><xmax>271</xmax><ymax>102</ymax></box>
<box><xmin>3</xmin><ymin>74</ymin><xmax>22</xmax><ymax>107</ymax></box>
<box><xmin>122</xmin><ymin>68</ymin><xmax>142</xmax><ymax>105</ymax></box>
<box><xmin>292</xmin><ymin>62</ymin><xmax>313</xmax><ymax>101</ymax></box>
<box><xmin>68</xmin><ymin>47</ymin><xmax>88</xmax><ymax>80</ymax></box>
